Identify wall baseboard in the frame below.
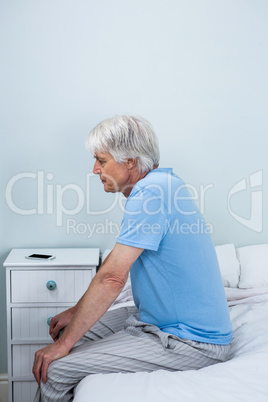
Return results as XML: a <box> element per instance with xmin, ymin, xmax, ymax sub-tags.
<box><xmin>0</xmin><ymin>373</ymin><xmax>8</xmax><ymax>382</ymax></box>
<box><xmin>0</xmin><ymin>374</ymin><xmax>8</xmax><ymax>402</ymax></box>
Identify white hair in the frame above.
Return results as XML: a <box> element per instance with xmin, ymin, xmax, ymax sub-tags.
<box><xmin>86</xmin><ymin>115</ymin><xmax>160</xmax><ymax>174</ymax></box>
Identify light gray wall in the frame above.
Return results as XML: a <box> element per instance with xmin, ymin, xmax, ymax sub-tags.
<box><xmin>1</xmin><ymin>0</ymin><xmax>267</xmax><ymax>373</ymax></box>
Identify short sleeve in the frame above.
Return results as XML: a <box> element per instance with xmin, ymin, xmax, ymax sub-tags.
<box><xmin>116</xmin><ymin>186</ymin><xmax>168</xmax><ymax>251</ymax></box>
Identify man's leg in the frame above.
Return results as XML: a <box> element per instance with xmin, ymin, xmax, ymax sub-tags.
<box><xmin>33</xmin><ymin>305</ymin><xmax>138</xmax><ymax>402</ymax></box>
<box><xmin>38</xmin><ymin>312</ymin><xmax>230</xmax><ymax>402</ymax></box>
<box><xmin>73</xmin><ymin>305</ymin><xmax>137</xmax><ymax>345</ymax></box>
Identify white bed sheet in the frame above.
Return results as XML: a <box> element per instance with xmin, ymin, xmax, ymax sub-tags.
<box><xmin>74</xmin><ymin>298</ymin><xmax>268</xmax><ymax>402</ymax></box>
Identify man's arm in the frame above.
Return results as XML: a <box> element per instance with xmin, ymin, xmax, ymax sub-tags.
<box><xmin>32</xmin><ymin>243</ymin><xmax>143</xmax><ymax>386</ymax></box>
<box><xmin>48</xmin><ymin>249</ymin><xmax>114</xmax><ymax>341</ymax></box>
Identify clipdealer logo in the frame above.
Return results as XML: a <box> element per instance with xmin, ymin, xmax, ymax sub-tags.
<box><xmin>227</xmin><ymin>170</ymin><xmax>263</xmax><ymax>233</ymax></box>
<box><xmin>5</xmin><ymin>171</ymin><xmax>214</xmax><ymax>226</ymax></box>
<box><xmin>5</xmin><ymin>169</ymin><xmax>264</xmax><ymax>233</ymax></box>
<box><xmin>5</xmin><ymin>172</ymin><xmax>125</xmax><ymax>226</ymax></box>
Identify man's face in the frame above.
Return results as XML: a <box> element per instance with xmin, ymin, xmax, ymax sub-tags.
<box><xmin>93</xmin><ymin>152</ymin><xmax>132</xmax><ymax>195</ymax></box>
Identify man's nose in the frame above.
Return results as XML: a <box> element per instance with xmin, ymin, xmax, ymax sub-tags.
<box><xmin>93</xmin><ymin>160</ymin><xmax>101</xmax><ymax>175</ymax></box>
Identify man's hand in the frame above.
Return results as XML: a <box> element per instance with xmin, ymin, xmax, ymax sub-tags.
<box><xmin>49</xmin><ymin>308</ymin><xmax>75</xmax><ymax>341</ymax></box>
<box><xmin>32</xmin><ymin>340</ymin><xmax>69</xmax><ymax>386</ymax></box>
<box><xmin>32</xmin><ymin>244</ymin><xmax>143</xmax><ymax>387</ymax></box>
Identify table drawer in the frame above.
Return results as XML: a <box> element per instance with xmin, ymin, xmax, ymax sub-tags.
<box><xmin>13</xmin><ymin>381</ymin><xmax>38</xmax><ymax>402</ymax></box>
<box><xmin>11</xmin><ymin>269</ymin><xmax>94</xmax><ymax>303</ymax></box>
<box><xmin>12</xmin><ymin>307</ymin><xmax>67</xmax><ymax>340</ymax></box>
<box><xmin>12</xmin><ymin>344</ymin><xmax>48</xmax><ymax>378</ymax></box>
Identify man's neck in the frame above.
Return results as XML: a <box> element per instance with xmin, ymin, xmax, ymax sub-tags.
<box><xmin>122</xmin><ymin>170</ymin><xmax>150</xmax><ymax>198</ymax></box>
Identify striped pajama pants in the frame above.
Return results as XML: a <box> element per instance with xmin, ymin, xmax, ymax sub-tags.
<box><xmin>34</xmin><ymin>305</ymin><xmax>231</xmax><ymax>402</ymax></box>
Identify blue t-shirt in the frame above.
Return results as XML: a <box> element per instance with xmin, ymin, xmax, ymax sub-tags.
<box><xmin>116</xmin><ymin>168</ymin><xmax>232</xmax><ymax>345</ymax></box>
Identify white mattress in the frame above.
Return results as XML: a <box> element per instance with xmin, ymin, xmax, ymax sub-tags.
<box><xmin>74</xmin><ymin>295</ymin><xmax>268</xmax><ymax>402</ymax></box>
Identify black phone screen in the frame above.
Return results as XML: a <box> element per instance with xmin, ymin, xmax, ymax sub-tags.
<box><xmin>28</xmin><ymin>254</ymin><xmax>52</xmax><ymax>259</ymax></box>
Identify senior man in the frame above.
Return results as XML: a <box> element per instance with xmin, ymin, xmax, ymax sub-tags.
<box><xmin>33</xmin><ymin>115</ymin><xmax>232</xmax><ymax>401</ymax></box>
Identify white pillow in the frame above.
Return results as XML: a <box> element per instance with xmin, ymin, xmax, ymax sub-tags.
<box><xmin>237</xmin><ymin>244</ymin><xmax>268</xmax><ymax>288</ymax></box>
<box><xmin>215</xmin><ymin>244</ymin><xmax>240</xmax><ymax>288</ymax></box>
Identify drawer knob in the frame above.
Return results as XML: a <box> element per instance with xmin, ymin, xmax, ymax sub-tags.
<box><xmin>46</xmin><ymin>280</ymin><xmax>57</xmax><ymax>291</ymax></box>
<box><xmin>47</xmin><ymin>317</ymin><xmax>53</xmax><ymax>326</ymax></box>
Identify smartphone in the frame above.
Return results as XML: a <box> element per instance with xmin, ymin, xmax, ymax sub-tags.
<box><xmin>25</xmin><ymin>253</ymin><xmax>56</xmax><ymax>261</ymax></box>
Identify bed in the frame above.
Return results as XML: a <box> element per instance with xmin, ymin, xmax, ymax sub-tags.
<box><xmin>74</xmin><ymin>244</ymin><xmax>268</xmax><ymax>402</ymax></box>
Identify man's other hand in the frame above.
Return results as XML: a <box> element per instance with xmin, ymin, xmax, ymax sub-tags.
<box><xmin>49</xmin><ymin>308</ymin><xmax>75</xmax><ymax>341</ymax></box>
<box><xmin>32</xmin><ymin>341</ymin><xmax>69</xmax><ymax>386</ymax></box>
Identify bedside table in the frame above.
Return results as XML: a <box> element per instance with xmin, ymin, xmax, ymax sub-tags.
<box><xmin>4</xmin><ymin>248</ymin><xmax>99</xmax><ymax>402</ymax></box>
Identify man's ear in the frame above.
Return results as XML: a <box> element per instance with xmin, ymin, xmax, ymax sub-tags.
<box><xmin>126</xmin><ymin>158</ymin><xmax>137</xmax><ymax>170</ymax></box>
